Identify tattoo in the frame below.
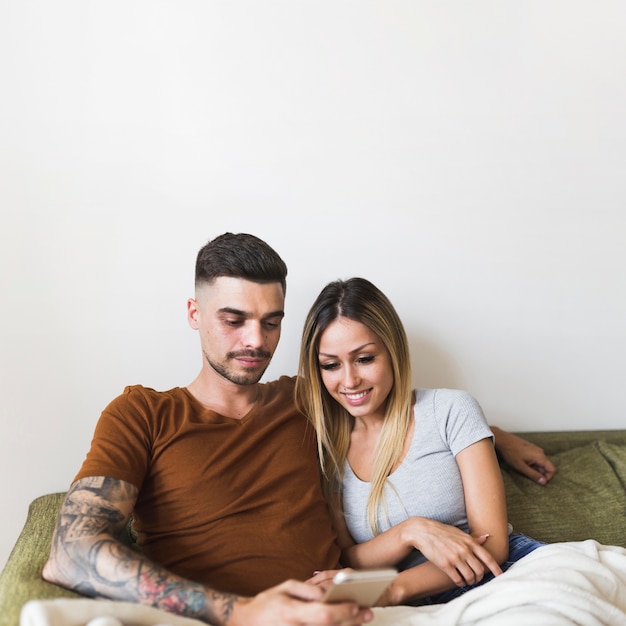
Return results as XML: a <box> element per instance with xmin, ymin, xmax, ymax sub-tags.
<box><xmin>136</xmin><ymin>563</ymin><xmax>217</xmax><ymax>618</ymax></box>
<box><xmin>59</xmin><ymin>477</ymin><xmax>133</xmax><ymax>542</ymax></box>
<box><xmin>207</xmin><ymin>589</ymin><xmax>238</xmax><ymax>624</ymax></box>
<box><xmin>48</xmin><ymin>477</ymin><xmax>239</xmax><ymax>624</ymax></box>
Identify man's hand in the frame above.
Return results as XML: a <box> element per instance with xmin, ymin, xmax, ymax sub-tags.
<box><xmin>492</xmin><ymin>427</ymin><xmax>557</xmax><ymax>485</ymax></box>
<box><xmin>230</xmin><ymin>579</ymin><xmax>373</xmax><ymax>626</ymax></box>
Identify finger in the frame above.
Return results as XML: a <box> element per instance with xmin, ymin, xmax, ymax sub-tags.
<box><xmin>306</xmin><ymin>570</ymin><xmax>339</xmax><ymax>587</ymax></box>
<box><xmin>532</xmin><ymin>460</ymin><xmax>557</xmax><ymax>481</ymax></box>
<box><xmin>444</xmin><ymin>565</ymin><xmax>465</xmax><ymax>587</ymax></box>
<box><xmin>439</xmin><ymin>551</ymin><xmax>478</xmax><ymax>586</ymax></box>
<box><xmin>482</xmin><ymin>558</ymin><xmax>503</xmax><ymax>578</ymax></box>
<box><xmin>514</xmin><ymin>461</ymin><xmax>549</xmax><ymax>485</ymax></box>
<box><xmin>274</xmin><ymin>579</ymin><xmax>325</xmax><ymax>602</ymax></box>
<box><xmin>473</xmin><ymin>547</ymin><xmax>503</xmax><ymax>578</ymax></box>
<box><xmin>459</xmin><ymin>553</ymin><xmax>488</xmax><ymax>586</ymax></box>
<box><xmin>304</xmin><ymin>601</ymin><xmax>371</xmax><ymax>626</ymax></box>
<box><xmin>340</xmin><ymin>608</ymin><xmax>374</xmax><ymax>626</ymax></box>
<box><xmin>467</xmin><ymin>558</ymin><xmax>488</xmax><ymax>585</ymax></box>
<box><xmin>529</xmin><ymin>464</ymin><xmax>549</xmax><ymax>485</ymax></box>
<box><xmin>308</xmin><ymin>568</ymin><xmax>351</xmax><ymax>583</ymax></box>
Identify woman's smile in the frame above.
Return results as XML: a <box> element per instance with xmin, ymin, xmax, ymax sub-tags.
<box><xmin>342</xmin><ymin>389</ymin><xmax>372</xmax><ymax>405</ymax></box>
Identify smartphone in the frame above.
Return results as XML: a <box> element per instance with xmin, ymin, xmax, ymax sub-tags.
<box><xmin>322</xmin><ymin>568</ymin><xmax>397</xmax><ymax>607</ymax></box>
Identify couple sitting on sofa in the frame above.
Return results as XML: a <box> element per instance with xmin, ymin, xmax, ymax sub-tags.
<box><xmin>42</xmin><ymin>233</ymin><xmax>555</xmax><ymax>626</ymax></box>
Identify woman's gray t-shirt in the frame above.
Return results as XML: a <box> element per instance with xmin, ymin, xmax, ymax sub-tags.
<box><xmin>341</xmin><ymin>388</ymin><xmax>493</xmax><ymax>569</ymax></box>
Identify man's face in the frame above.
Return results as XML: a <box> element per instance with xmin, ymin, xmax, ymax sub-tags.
<box><xmin>188</xmin><ymin>276</ymin><xmax>285</xmax><ymax>386</ymax></box>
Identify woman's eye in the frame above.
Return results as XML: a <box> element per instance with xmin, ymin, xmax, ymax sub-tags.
<box><xmin>319</xmin><ymin>362</ymin><xmax>338</xmax><ymax>371</ymax></box>
<box><xmin>357</xmin><ymin>355</ymin><xmax>375</xmax><ymax>364</ymax></box>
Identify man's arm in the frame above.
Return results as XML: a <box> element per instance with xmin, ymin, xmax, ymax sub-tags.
<box><xmin>43</xmin><ymin>477</ymin><xmax>372</xmax><ymax>626</ymax></box>
<box><xmin>43</xmin><ymin>476</ymin><xmax>233</xmax><ymax>623</ymax></box>
<box><xmin>491</xmin><ymin>427</ymin><xmax>557</xmax><ymax>485</ymax></box>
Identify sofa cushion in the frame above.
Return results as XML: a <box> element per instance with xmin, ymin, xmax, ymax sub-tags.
<box><xmin>502</xmin><ymin>440</ymin><xmax>626</xmax><ymax>547</ymax></box>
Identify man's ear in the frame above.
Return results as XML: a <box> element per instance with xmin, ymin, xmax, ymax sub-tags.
<box><xmin>187</xmin><ymin>298</ymin><xmax>200</xmax><ymax>330</ymax></box>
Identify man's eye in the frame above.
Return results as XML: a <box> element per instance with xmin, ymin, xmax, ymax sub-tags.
<box><xmin>224</xmin><ymin>319</ymin><xmax>243</xmax><ymax>327</ymax></box>
<box><xmin>263</xmin><ymin>320</ymin><xmax>281</xmax><ymax>330</ymax></box>
<box><xmin>319</xmin><ymin>362</ymin><xmax>338</xmax><ymax>371</ymax></box>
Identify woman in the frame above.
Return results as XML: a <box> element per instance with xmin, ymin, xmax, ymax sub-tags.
<box><xmin>296</xmin><ymin>277</ymin><xmax>544</xmax><ymax>606</ymax></box>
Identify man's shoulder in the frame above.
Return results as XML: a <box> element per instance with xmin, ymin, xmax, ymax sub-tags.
<box><xmin>257</xmin><ymin>376</ymin><xmax>301</xmax><ymax>414</ymax></box>
<box><xmin>260</xmin><ymin>375</ymin><xmax>297</xmax><ymax>393</ymax></box>
<box><xmin>120</xmin><ymin>384</ymin><xmax>184</xmax><ymax>398</ymax></box>
<box><xmin>107</xmin><ymin>385</ymin><xmax>189</xmax><ymax>414</ymax></box>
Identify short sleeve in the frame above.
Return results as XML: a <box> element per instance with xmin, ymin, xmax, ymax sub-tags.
<box><xmin>433</xmin><ymin>389</ymin><xmax>494</xmax><ymax>457</ymax></box>
<box><xmin>74</xmin><ymin>386</ymin><xmax>153</xmax><ymax>488</ymax></box>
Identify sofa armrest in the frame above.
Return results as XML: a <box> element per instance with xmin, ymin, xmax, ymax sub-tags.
<box><xmin>0</xmin><ymin>493</ymin><xmax>79</xmax><ymax>626</ymax></box>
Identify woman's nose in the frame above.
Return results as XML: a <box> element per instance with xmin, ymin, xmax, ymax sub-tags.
<box><xmin>342</xmin><ymin>365</ymin><xmax>360</xmax><ymax>389</ymax></box>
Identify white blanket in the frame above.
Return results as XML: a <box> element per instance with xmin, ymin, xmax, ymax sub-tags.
<box><xmin>371</xmin><ymin>540</ymin><xmax>626</xmax><ymax>626</ymax></box>
<box><xmin>21</xmin><ymin>541</ymin><xmax>626</xmax><ymax>626</ymax></box>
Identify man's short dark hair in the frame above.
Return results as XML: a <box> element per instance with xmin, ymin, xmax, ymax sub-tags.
<box><xmin>195</xmin><ymin>233</ymin><xmax>288</xmax><ymax>295</ymax></box>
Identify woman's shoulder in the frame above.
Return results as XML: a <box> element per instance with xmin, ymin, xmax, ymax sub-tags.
<box><xmin>414</xmin><ymin>388</ymin><xmax>490</xmax><ymax>451</ymax></box>
<box><xmin>415</xmin><ymin>387</ymin><xmax>479</xmax><ymax>409</ymax></box>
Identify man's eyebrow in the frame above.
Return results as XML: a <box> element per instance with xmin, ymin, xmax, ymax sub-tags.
<box><xmin>218</xmin><ymin>307</ymin><xmax>246</xmax><ymax>316</ymax></box>
<box><xmin>218</xmin><ymin>307</ymin><xmax>285</xmax><ymax>319</ymax></box>
<box><xmin>265</xmin><ymin>310</ymin><xmax>285</xmax><ymax>320</ymax></box>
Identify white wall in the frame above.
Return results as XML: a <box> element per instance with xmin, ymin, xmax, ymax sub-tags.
<box><xmin>1</xmin><ymin>1</ymin><xmax>625</xmax><ymax>571</ymax></box>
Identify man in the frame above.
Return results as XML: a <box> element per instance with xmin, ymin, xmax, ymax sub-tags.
<box><xmin>44</xmin><ymin>233</ymin><xmax>555</xmax><ymax>625</ymax></box>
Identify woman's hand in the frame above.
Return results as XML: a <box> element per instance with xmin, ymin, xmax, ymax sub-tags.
<box><xmin>399</xmin><ymin>517</ymin><xmax>502</xmax><ymax>587</ymax></box>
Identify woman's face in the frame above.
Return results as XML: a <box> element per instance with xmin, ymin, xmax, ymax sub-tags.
<box><xmin>317</xmin><ymin>317</ymin><xmax>394</xmax><ymax>421</ymax></box>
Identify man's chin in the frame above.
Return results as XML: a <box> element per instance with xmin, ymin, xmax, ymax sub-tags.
<box><xmin>226</xmin><ymin>367</ymin><xmax>268</xmax><ymax>386</ymax></box>
<box><xmin>208</xmin><ymin>358</ymin><xmax>269</xmax><ymax>386</ymax></box>
<box><xmin>232</xmin><ymin>372</ymin><xmax>265</xmax><ymax>386</ymax></box>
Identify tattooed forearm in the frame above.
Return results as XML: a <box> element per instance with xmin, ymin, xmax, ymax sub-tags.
<box><xmin>136</xmin><ymin>562</ymin><xmax>238</xmax><ymax>623</ymax></box>
<box><xmin>57</xmin><ymin>537</ymin><xmax>235</xmax><ymax>624</ymax></box>
<box><xmin>44</xmin><ymin>477</ymin><xmax>240</xmax><ymax>624</ymax></box>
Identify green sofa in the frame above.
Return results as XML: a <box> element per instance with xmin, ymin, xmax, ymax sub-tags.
<box><xmin>2</xmin><ymin>430</ymin><xmax>626</xmax><ymax>626</ymax></box>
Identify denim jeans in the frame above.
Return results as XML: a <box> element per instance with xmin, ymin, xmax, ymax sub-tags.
<box><xmin>410</xmin><ymin>533</ymin><xmax>546</xmax><ymax>606</ymax></box>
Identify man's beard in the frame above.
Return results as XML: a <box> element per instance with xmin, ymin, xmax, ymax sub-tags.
<box><xmin>204</xmin><ymin>349</ymin><xmax>271</xmax><ymax>386</ymax></box>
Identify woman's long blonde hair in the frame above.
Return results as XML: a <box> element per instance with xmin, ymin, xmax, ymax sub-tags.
<box><xmin>295</xmin><ymin>277</ymin><xmax>414</xmax><ymax>535</ymax></box>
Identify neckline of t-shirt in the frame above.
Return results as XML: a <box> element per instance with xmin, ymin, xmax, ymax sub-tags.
<box><xmin>179</xmin><ymin>385</ymin><xmax>262</xmax><ymax>424</ymax></box>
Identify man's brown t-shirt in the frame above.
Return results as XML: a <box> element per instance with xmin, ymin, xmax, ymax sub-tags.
<box><xmin>75</xmin><ymin>376</ymin><xmax>340</xmax><ymax>595</ymax></box>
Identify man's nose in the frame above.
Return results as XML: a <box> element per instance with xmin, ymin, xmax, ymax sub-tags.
<box><xmin>243</xmin><ymin>321</ymin><xmax>264</xmax><ymax>348</ymax></box>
